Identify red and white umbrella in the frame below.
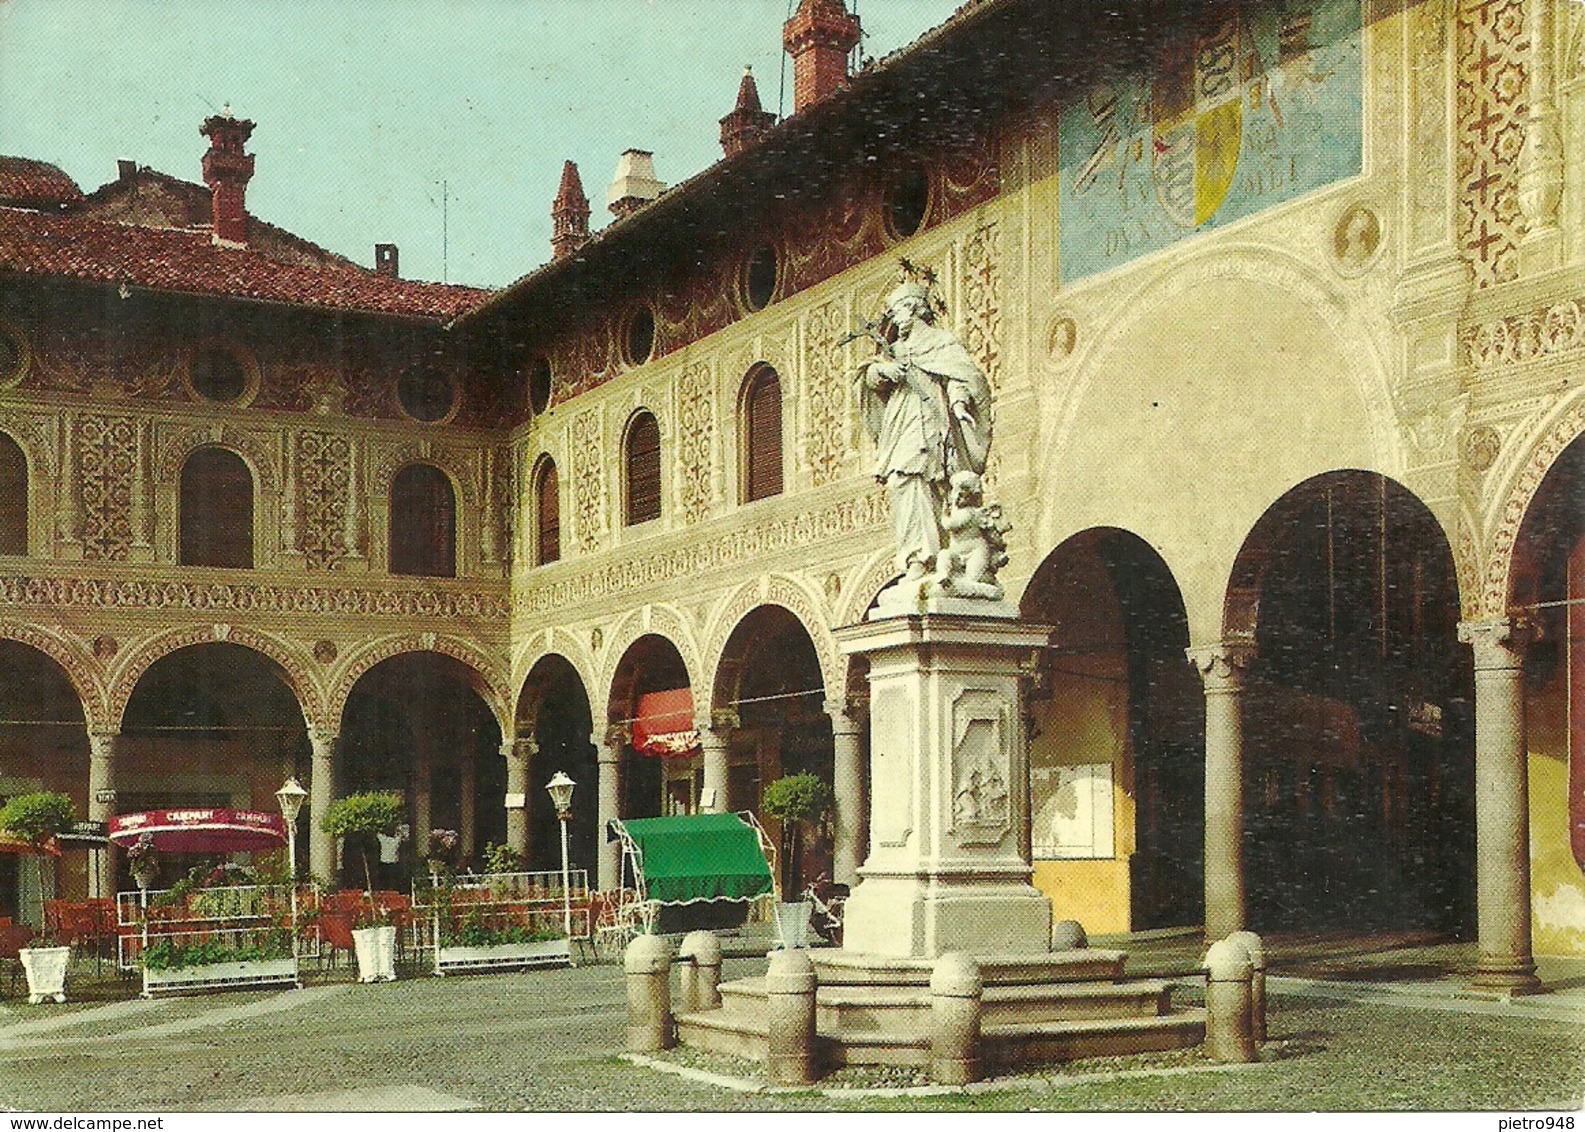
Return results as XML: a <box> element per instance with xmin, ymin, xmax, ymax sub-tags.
<box><xmin>108</xmin><ymin>809</ymin><xmax>285</xmax><ymax>855</ymax></box>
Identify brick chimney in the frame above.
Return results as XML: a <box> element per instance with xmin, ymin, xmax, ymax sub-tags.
<box><xmin>550</xmin><ymin>160</ymin><xmax>591</xmax><ymax>259</ymax></box>
<box><xmin>720</xmin><ymin>66</ymin><xmax>777</xmax><ymax>157</ymax></box>
<box><xmin>782</xmin><ymin>0</ymin><xmax>859</xmax><ymax>114</ymax></box>
<box><xmin>375</xmin><ymin>243</ymin><xmax>399</xmax><ymax>278</ymax></box>
<box><xmin>606</xmin><ymin>150</ymin><xmax>664</xmax><ymax>222</ymax></box>
<box><xmin>200</xmin><ymin>107</ymin><xmax>255</xmax><ymax>247</ymax></box>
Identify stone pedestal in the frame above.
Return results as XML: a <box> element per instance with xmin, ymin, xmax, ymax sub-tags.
<box><xmin>834</xmin><ymin>604</ymin><xmax>1052</xmax><ymax>958</ymax></box>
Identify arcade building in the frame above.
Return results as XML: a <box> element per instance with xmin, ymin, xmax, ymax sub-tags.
<box><xmin>1</xmin><ymin>0</ymin><xmax>1583</xmax><ymax>991</ymax></box>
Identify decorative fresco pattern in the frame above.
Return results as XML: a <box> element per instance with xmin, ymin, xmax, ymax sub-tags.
<box><xmin>1454</xmin><ymin>0</ymin><xmax>1529</xmax><ymax>288</ymax></box>
<box><xmin>76</xmin><ymin>415</ymin><xmax>137</xmax><ymax>561</ymax></box>
<box><xmin>1059</xmin><ymin>0</ymin><xmax>1363</xmax><ymax>282</ymax></box>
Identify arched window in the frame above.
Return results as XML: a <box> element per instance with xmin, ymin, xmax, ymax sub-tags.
<box><xmin>624</xmin><ymin>411</ymin><xmax>661</xmax><ymax>526</ymax></box>
<box><xmin>535</xmin><ymin>458</ymin><xmax>560</xmax><ymax>566</ymax></box>
<box><xmin>179</xmin><ymin>448</ymin><xmax>253</xmax><ymax>568</ymax></box>
<box><xmin>390</xmin><ymin>463</ymin><xmax>456</xmax><ymax>577</ymax></box>
<box><xmin>741</xmin><ymin>365</ymin><xmax>783</xmax><ymax>502</ymax></box>
<box><xmin>0</xmin><ymin>433</ymin><xmax>26</xmax><ymax>555</ymax></box>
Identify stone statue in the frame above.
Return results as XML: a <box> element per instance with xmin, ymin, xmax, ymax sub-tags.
<box><xmin>929</xmin><ymin>470</ymin><xmax>1010</xmax><ymax>600</ymax></box>
<box><xmin>854</xmin><ymin>266</ymin><xmax>994</xmax><ymax>589</ymax></box>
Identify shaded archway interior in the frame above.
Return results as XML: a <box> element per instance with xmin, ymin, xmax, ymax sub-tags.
<box><xmin>1230</xmin><ymin>471</ymin><xmax>1473</xmax><ymax>935</ymax></box>
<box><xmin>608</xmin><ymin>634</ymin><xmax>690</xmax><ymax>821</ymax></box>
<box><xmin>1508</xmin><ymin>432</ymin><xmax>1585</xmax><ymax>883</ymax></box>
<box><xmin>1022</xmin><ymin>529</ymin><xmax>1202</xmax><ymax>933</ymax></box>
<box><xmin>338</xmin><ymin>652</ymin><xmax>503</xmax><ymax>886</ymax></box>
<box><xmin>0</xmin><ymin>641</ymin><xmax>89</xmax><ymax>920</ymax></box>
<box><xmin>516</xmin><ymin>653</ymin><xmax>597</xmax><ymax>882</ymax></box>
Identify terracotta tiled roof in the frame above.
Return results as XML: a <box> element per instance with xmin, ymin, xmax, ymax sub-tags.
<box><xmin>0</xmin><ymin>158</ymin><xmax>83</xmax><ymax>208</ymax></box>
<box><xmin>0</xmin><ymin>205</ymin><xmax>488</xmax><ymax>320</ymax></box>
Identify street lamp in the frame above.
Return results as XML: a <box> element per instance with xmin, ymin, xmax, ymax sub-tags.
<box><xmin>276</xmin><ymin>777</ymin><xmax>309</xmax><ymax>967</ymax></box>
<box><xmin>545</xmin><ymin>771</ymin><xmax>575</xmax><ymax>943</ymax></box>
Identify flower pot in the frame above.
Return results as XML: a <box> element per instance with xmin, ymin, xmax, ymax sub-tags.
<box><xmin>352</xmin><ymin>924</ymin><xmax>398</xmax><ymax>983</ymax></box>
<box><xmin>19</xmin><ymin>945</ymin><xmax>69</xmax><ymax>1004</ymax></box>
<box><xmin>772</xmin><ymin>901</ymin><xmax>812</xmax><ymax>950</ymax></box>
<box><xmin>434</xmin><ymin>937</ymin><xmax>569</xmax><ymax>975</ymax></box>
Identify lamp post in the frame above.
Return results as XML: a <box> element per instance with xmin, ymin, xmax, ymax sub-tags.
<box><xmin>546</xmin><ymin>771</ymin><xmax>576</xmax><ymax>942</ymax></box>
<box><xmin>276</xmin><ymin>777</ymin><xmax>309</xmax><ymax>967</ymax></box>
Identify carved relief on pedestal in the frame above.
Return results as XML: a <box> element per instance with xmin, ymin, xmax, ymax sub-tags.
<box><xmin>75</xmin><ymin>415</ymin><xmax>137</xmax><ymax>561</ymax></box>
<box><xmin>1455</xmin><ymin>0</ymin><xmax>1529</xmax><ymax>288</ymax></box>
<box><xmin>949</xmin><ymin>690</ymin><xmax>1010</xmax><ymax>847</ymax></box>
<box><xmin>570</xmin><ymin>408</ymin><xmax>606</xmax><ymax>554</ymax></box>
<box><xmin>677</xmin><ymin>361</ymin><xmax>716</xmax><ymax>524</ymax></box>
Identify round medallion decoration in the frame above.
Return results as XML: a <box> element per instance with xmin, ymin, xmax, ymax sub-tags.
<box><xmin>313</xmin><ymin>639</ymin><xmax>339</xmax><ymax>664</ymax></box>
<box><xmin>1464</xmin><ymin>425</ymin><xmax>1501</xmax><ymax>472</ymax></box>
<box><xmin>527</xmin><ymin>356</ymin><xmax>553</xmax><ymax>416</ymax></box>
<box><xmin>92</xmin><ymin>635</ymin><xmax>119</xmax><ymax>660</ymax></box>
<box><xmin>0</xmin><ymin>321</ymin><xmax>30</xmax><ymax>389</ymax></box>
<box><xmin>884</xmin><ymin>164</ymin><xmax>930</xmax><ymax>241</ymax></box>
<box><xmin>1047</xmin><ymin>315</ymin><xmax>1078</xmax><ymax>361</ymax></box>
<box><xmin>741</xmin><ymin>245</ymin><xmax>779</xmax><ymax>313</ymax></box>
<box><xmin>623</xmin><ymin>307</ymin><xmax>656</xmax><ymax>367</ymax></box>
<box><xmin>1332</xmin><ymin>204</ymin><xmax>1382</xmax><ymax>271</ymax></box>
<box><xmin>397</xmin><ymin>363</ymin><xmax>457</xmax><ymax>424</ymax></box>
<box><xmin>187</xmin><ymin>343</ymin><xmax>256</xmax><ymax>405</ymax></box>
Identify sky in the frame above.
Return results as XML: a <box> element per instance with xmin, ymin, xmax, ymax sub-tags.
<box><xmin>0</xmin><ymin>1</ymin><xmax>965</xmax><ymax>290</ymax></box>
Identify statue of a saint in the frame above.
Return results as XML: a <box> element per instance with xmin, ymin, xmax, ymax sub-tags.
<box><xmin>854</xmin><ymin>271</ymin><xmax>993</xmax><ymax>584</ymax></box>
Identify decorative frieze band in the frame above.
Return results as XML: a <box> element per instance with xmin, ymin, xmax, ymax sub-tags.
<box><xmin>1464</xmin><ymin>299</ymin><xmax>1585</xmax><ymax>368</ymax></box>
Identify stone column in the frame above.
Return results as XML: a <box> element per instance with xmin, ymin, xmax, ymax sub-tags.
<box><xmin>502</xmin><ymin>737</ymin><xmax>533</xmax><ymax>863</ymax></box>
<box><xmin>308</xmin><ymin>730</ymin><xmax>337</xmax><ymax>882</ymax></box>
<box><xmin>86</xmin><ymin>732</ymin><xmax>118</xmax><ymax>899</ymax></box>
<box><xmin>459</xmin><ymin>756</ymin><xmax>476</xmax><ymax>860</ymax></box>
<box><xmin>596</xmin><ymin>727</ymin><xmax>625</xmax><ymax>891</ymax></box>
<box><xmin>1458</xmin><ymin>618</ymin><xmax>1542</xmax><ymax>994</ymax></box>
<box><xmin>825</xmin><ymin>699</ymin><xmax>865</xmax><ymax>888</ymax></box>
<box><xmin>697</xmin><ymin>710</ymin><xmax>735</xmax><ymax>814</ymax></box>
<box><xmin>1187</xmin><ymin>641</ymin><xmax>1255</xmax><ymax>942</ymax></box>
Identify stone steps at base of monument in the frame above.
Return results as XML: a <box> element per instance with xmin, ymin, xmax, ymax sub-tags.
<box><xmin>808</xmin><ymin>948</ymin><xmax>1128</xmax><ymax>986</ymax></box>
<box><xmin>673</xmin><ymin>1008</ymin><xmax>1206</xmax><ymax>1070</ymax></box>
<box><xmin>982</xmin><ymin>1010</ymin><xmax>1207</xmax><ymax>1067</ymax></box>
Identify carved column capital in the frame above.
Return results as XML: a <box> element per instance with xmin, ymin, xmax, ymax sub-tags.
<box><xmin>597</xmin><ymin>724</ymin><xmax>629</xmax><ymax>758</ymax></box>
<box><xmin>823</xmin><ymin>698</ymin><xmax>863</xmax><ymax>738</ymax></box>
<box><xmin>1185</xmin><ymin>641</ymin><xmax>1257</xmax><ymax>692</ymax></box>
<box><xmin>503</xmin><ymin>735</ymin><xmax>538</xmax><ymax>762</ymax></box>
<box><xmin>308</xmin><ymin>728</ymin><xmax>338</xmax><ymax>751</ymax></box>
<box><xmin>699</xmin><ymin>708</ymin><xmax>739</xmax><ymax>735</ymax></box>
<box><xmin>1458</xmin><ymin>617</ymin><xmax>1537</xmax><ymax>671</ymax></box>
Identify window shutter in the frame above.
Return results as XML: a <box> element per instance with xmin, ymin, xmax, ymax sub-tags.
<box><xmin>179</xmin><ymin>448</ymin><xmax>253</xmax><ymax>568</ymax></box>
<box><xmin>626</xmin><ymin>414</ymin><xmax>661</xmax><ymax>525</ymax></box>
<box><xmin>390</xmin><ymin>464</ymin><xmax>456</xmax><ymax>577</ymax></box>
<box><xmin>537</xmin><ymin>461</ymin><xmax>560</xmax><ymax>565</ymax></box>
<box><xmin>745</xmin><ymin>371</ymin><xmax>782</xmax><ymax>502</ymax></box>
<box><xmin>0</xmin><ymin>434</ymin><xmax>27</xmax><ymax>555</ymax></box>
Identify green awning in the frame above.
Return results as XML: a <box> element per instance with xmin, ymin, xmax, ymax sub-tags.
<box><xmin>619</xmin><ymin>813</ymin><xmax>773</xmax><ymax>905</ymax></box>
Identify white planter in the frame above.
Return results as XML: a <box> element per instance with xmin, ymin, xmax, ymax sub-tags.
<box><xmin>435</xmin><ymin>937</ymin><xmax>569</xmax><ymax>975</ymax></box>
<box><xmin>19</xmin><ymin>945</ymin><xmax>69</xmax><ymax>1004</ymax></box>
<box><xmin>142</xmin><ymin>955</ymin><xmax>297</xmax><ymax>996</ymax></box>
<box><xmin>352</xmin><ymin>925</ymin><xmax>398</xmax><ymax>983</ymax></box>
<box><xmin>773</xmin><ymin>901</ymin><xmax>812</xmax><ymax>950</ymax></box>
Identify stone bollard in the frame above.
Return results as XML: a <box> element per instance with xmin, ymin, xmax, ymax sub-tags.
<box><xmin>929</xmin><ymin>952</ymin><xmax>983</xmax><ymax>1085</ymax></box>
<box><xmin>624</xmin><ymin>933</ymin><xmax>674</xmax><ymax>1052</ymax></box>
<box><xmin>1051</xmin><ymin>919</ymin><xmax>1088</xmax><ymax>951</ymax></box>
<box><xmin>676</xmin><ymin>930</ymin><xmax>723</xmax><ymax>1015</ymax></box>
<box><xmin>1202</xmin><ymin>937</ymin><xmax>1256</xmax><ymax>1063</ymax></box>
<box><xmin>765</xmin><ymin>947</ymin><xmax>818</xmax><ymax>1085</ymax></box>
<box><xmin>1226</xmin><ymin>930</ymin><xmax>1266</xmax><ymax>1046</ymax></box>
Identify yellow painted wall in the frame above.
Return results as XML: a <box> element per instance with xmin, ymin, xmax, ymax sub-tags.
<box><xmin>1033</xmin><ymin>860</ymin><xmax>1132</xmax><ymax>936</ymax></box>
<box><xmin>1528</xmin><ymin>672</ymin><xmax>1585</xmax><ymax>957</ymax></box>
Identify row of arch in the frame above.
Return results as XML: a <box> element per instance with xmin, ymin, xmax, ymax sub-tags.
<box><xmin>525</xmin><ymin>364</ymin><xmax>784</xmax><ymax>566</ymax></box>
<box><xmin>0</xmin><ymin>430</ymin><xmax>463</xmax><ymax>578</ymax></box>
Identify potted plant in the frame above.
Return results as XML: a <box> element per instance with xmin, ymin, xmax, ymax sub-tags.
<box><xmin>760</xmin><ymin>773</ymin><xmax>833</xmax><ymax>949</ymax></box>
<box><xmin>321</xmin><ymin>791</ymin><xmax>405</xmax><ymax>983</ymax></box>
<box><xmin>0</xmin><ymin>792</ymin><xmax>76</xmax><ymax>1003</ymax></box>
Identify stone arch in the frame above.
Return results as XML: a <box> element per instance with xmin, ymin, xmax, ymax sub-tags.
<box><xmin>1222</xmin><ymin>469</ymin><xmax>1457</xmax><ymax>638</ymax></box>
<box><xmin>330</xmin><ymin>634</ymin><xmax>510</xmax><ymax>737</ymax></box>
<box><xmin>513</xmin><ymin>628</ymin><xmax>598</xmax><ymax>733</ymax></box>
<box><xmin>843</xmin><ymin>549</ymin><xmax>902</xmax><ymax>626</ymax></box>
<box><xmin>598</xmin><ymin>605</ymin><xmax>702</xmax><ymax>725</ymax></box>
<box><xmin>155</xmin><ymin>426</ymin><xmax>277</xmax><ymax>493</ymax></box>
<box><xmin>108</xmin><ymin>625</ymin><xmax>323</xmax><ymax>733</ymax></box>
<box><xmin>705</xmin><ymin>575</ymin><xmax>842</xmax><ymax>708</ymax></box>
<box><xmin>370</xmin><ymin>442</ymin><xmax>479</xmax><ymax>511</ymax></box>
<box><xmin>1483</xmin><ymin>392</ymin><xmax>1585</xmax><ymax>616</ymax></box>
<box><xmin>0</xmin><ymin>622</ymin><xmax>106</xmax><ymax>733</ymax></box>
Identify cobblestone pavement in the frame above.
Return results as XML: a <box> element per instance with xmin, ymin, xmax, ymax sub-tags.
<box><xmin>0</xmin><ymin>955</ymin><xmax>1580</xmax><ymax>1113</ymax></box>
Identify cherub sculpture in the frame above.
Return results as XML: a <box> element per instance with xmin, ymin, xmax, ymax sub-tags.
<box><xmin>929</xmin><ymin>470</ymin><xmax>1010</xmax><ymax>601</ymax></box>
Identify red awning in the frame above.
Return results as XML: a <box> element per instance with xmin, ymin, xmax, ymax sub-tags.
<box><xmin>631</xmin><ymin>689</ymin><xmax>699</xmax><ymax>760</ymax></box>
<box><xmin>108</xmin><ymin>809</ymin><xmax>286</xmax><ymax>855</ymax></box>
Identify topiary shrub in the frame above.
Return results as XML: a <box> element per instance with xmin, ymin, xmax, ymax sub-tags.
<box><xmin>0</xmin><ymin>791</ymin><xmax>77</xmax><ymax>847</ymax></box>
<box><xmin>320</xmin><ymin>791</ymin><xmax>403</xmax><ymax>898</ymax></box>
<box><xmin>760</xmin><ymin>773</ymin><xmax>833</xmax><ymax>898</ymax></box>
